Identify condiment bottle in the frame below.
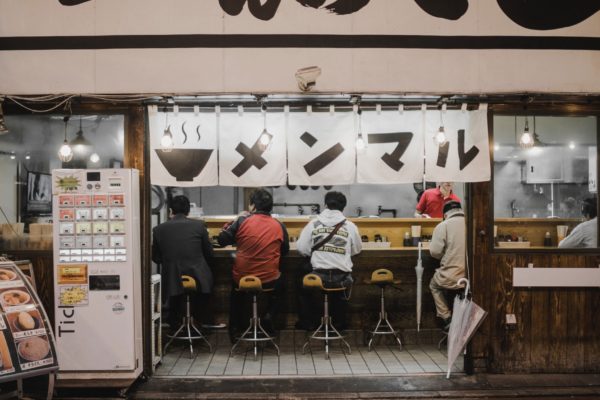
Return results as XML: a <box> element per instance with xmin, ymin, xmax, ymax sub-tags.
<box><xmin>544</xmin><ymin>231</ymin><xmax>552</xmax><ymax>247</ymax></box>
<box><xmin>403</xmin><ymin>232</ymin><xmax>411</xmax><ymax>247</ymax></box>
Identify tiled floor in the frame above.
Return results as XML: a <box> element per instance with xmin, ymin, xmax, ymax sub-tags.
<box><xmin>155</xmin><ymin>330</ymin><xmax>464</xmax><ymax>377</ymax></box>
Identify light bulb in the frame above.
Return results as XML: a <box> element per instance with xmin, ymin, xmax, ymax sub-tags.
<box><xmin>258</xmin><ymin>129</ymin><xmax>273</xmax><ymax>151</ymax></box>
<box><xmin>520</xmin><ymin>131</ymin><xmax>533</xmax><ymax>147</ymax></box>
<box><xmin>90</xmin><ymin>153</ymin><xmax>100</xmax><ymax>163</ymax></box>
<box><xmin>494</xmin><ymin>143</ymin><xmax>500</xmax><ymax>151</ymax></box>
<box><xmin>356</xmin><ymin>134</ymin><xmax>366</xmax><ymax>151</ymax></box>
<box><xmin>160</xmin><ymin>127</ymin><xmax>174</xmax><ymax>150</ymax></box>
<box><xmin>10</xmin><ymin>152</ymin><xmax>15</xmax><ymax>160</ymax></box>
<box><xmin>569</xmin><ymin>141</ymin><xmax>575</xmax><ymax>150</ymax></box>
<box><xmin>25</xmin><ymin>153</ymin><xmax>30</xmax><ymax>160</ymax></box>
<box><xmin>58</xmin><ymin>141</ymin><xmax>73</xmax><ymax>162</ymax></box>
<box><xmin>434</xmin><ymin>126</ymin><xmax>447</xmax><ymax>146</ymax></box>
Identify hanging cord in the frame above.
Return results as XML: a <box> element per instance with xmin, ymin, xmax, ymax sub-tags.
<box><xmin>0</xmin><ymin>206</ymin><xmax>20</xmax><ymax>238</ymax></box>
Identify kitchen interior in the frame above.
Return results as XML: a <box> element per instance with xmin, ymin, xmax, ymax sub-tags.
<box><xmin>493</xmin><ymin>114</ymin><xmax>597</xmax><ymax>248</ymax></box>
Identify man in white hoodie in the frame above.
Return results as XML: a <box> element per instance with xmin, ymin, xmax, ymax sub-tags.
<box><xmin>429</xmin><ymin>200</ymin><xmax>466</xmax><ymax>331</ymax></box>
<box><xmin>296</xmin><ymin>191</ymin><xmax>362</xmax><ymax>331</ymax></box>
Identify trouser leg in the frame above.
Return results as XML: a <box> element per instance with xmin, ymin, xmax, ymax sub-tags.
<box><xmin>229</xmin><ymin>281</ymin><xmax>247</xmax><ymax>340</ymax></box>
<box><xmin>429</xmin><ymin>275</ymin><xmax>451</xmax><ymax>320</ymax></box>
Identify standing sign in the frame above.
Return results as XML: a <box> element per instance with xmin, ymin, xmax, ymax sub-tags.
<box><xmin>0</xmin><ymin>259</ymin><xmax>58</xmax><ymax>382</ymax></box>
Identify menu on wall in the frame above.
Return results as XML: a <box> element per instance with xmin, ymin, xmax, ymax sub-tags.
<box><xmin>0</xmin><ymin>260</ymin><xmax>58</xmax><ymax>381</ymax></box>
<box><xmin>58</xmin><ymin>192</ymin><xmax>127</xmax><ymax>264</ymax></box>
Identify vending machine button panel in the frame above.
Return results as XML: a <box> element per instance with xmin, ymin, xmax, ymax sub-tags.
<box><xmin>76</xmin><ymin>222</ymin><xmax>91</xmax><ymax>234</ymax></box>
<box><xmin>60</xmin><ymin>237</ymin><xmax>75</xmax><ymax>249</ymax></box>
<box><xmin>93</xmin><ymin>236</ymin><xmax>108</xmax><ymax>248</ymax></box>
<box><xmin>60</xmin><ymin>209</ymin><xmax>75</xmax><ymax>221</ymax></box>
<box><xmin>109</xmin><ymin>208</ymin><xmax>124</xmax><ymax>220</ymax></box>
<box><xmin>76</xmin><ymin>209</ymin><xmax>91</xmax><ymax>221</ymax></box>
<box><xmin>76</xmin><ymin>236</ymin><xmax>92</xmax><ymax>248</ymax></box>
<box><xmin>93</xmin><ymin>222</ymin><xmax>108</xmax><ymax>234</ymax></box>
<box><xmin>59</xmin><ymin>195</ymin><xmax>74</xmax><ymax>207</ymax></box>
<box><xmin>74</xmin><ymin>195</ymin><xmax>91</xmax><ymax>207</ymax></box>
<box><xmin>93</xmin><ymin>208</ymin><xmax>108</xmax><ymax>220</ymax></box>
<box><xmin>60</xmin><ymin>222</ymin><xmax>74</xmax><ymax>235</ymax></box>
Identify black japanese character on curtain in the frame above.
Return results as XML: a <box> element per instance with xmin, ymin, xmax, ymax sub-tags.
<box><xmin>300</xmin><ymin>132</ymin><xmax>345</xmax><ymax>176</ymax></box>
<box><xmin>414</xmin><ymin>0</ymin><xmax>468</xmax><ymax>20</ymax></box>
<box><xmin>497</xmin><ymin>0</ymin><xmax>600</xmax><ymax>30</ymax></box>
<box><xmin>296</xmin><ymin>0</ymin><xmax>371</xmax><ymax>15</ymax></box>
<box><xmin>219</xmin><ymin>0</ymin><xmax>282</xmax><ymax>21</ymax></box>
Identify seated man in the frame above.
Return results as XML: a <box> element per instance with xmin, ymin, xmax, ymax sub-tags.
<box><xmin>428</xmin><ymin>200</ymin><xmax>466</xmax><ymax>331</ymax></box>
<box><xmin>296</xmin><ymin>191</ymin><xmax>362</xmax><ymax>331</ymax></box>
<box><xmin>558</xmin><ymin>197</ymin><xmax>597</xmax><ymax>248</ymax></box>
<box><xmin>152</xmin><ymin>195</ymin><xmax>218</xmax><ymax>331</ymax></box>
<box><xmin>415</xmin><ymin>182</ymin><xmax>460</xmax><ymax>218</ymax></box>
<box><xmin>218</xmin><ymin>188</ymin><xmax>289</xmax><ymax>341</ymax></box>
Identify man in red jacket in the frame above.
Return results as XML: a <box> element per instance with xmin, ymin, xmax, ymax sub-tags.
<box><xmin>218</xmin><ymin>188</ymin><xmax>289</xmax><ymax>341</ymax></box>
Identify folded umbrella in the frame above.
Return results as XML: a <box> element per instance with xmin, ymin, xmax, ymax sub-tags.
<box><xmin>415</xmin><ymin>242</ymin><xmax>424</xmax><ymax>332</ymax></box>
<box><xmin>446</xmin><ymin>278</ymin><xmax>488</xmax><ymax>379</ymax></box>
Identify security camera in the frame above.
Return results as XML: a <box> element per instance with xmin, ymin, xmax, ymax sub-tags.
<box><xmin>295</xmin><ymin>66</ymin><xmax>321</xmax><ymax>92</ymax></box>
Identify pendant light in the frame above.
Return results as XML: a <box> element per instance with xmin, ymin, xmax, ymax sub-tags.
<box><xmin>89</xmin><ymin>153</ymin><xmax>100</xmax><ymax>163</ymax></box>
<box><xmin>355</xmin><ymin>108</ymin><xmax>366</xmax><ymax>151</ymax></box>
<box><xmin>519</xmin><ymin>116</ymin><xmax>534</xmax><ymax>148</ymax></box>
<box><xmin>58</xmin><ymin>116</ymin><xmax>74</xmax><ymax>162</ymax></box>
<box><xmin>434</xmin><ymin>108</ymin><xmax>448</xmax><ymax>146</ymax></box>
<box><xmin>160</xmin><ymin>106</ymin><xmax>174</xmax><ymax>150</ymax></box>
<box><xmin>70</xmin><ymin>115</ymin><xmax>92</xmax><ymax>156</ymax></box>
<box><xmin>257</xmin><ymin>104</ymin><xmax>273</xmax><ymax>151</ymax></box>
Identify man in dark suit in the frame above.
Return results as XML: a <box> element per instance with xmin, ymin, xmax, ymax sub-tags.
<box><xmin>152</xmin><ymin>195</ymin><xmax>219</xmax><ymax>330</ymax></box>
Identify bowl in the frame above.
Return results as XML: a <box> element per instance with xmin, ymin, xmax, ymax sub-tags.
<box><xmin>18</xmin><ymin>336</ymin><xmax>49</xmax><ymax>362</ymax></box>
<box><xmin>155</xmin><ymin>148</ymin><xmax>214</xmax><ymax>182</ymax></box>
<box><xmin>1</xmin><ymin>289</ymin><xmax>31</xmax><ymax>307</ymax></box>
<box><xmin>0</xmin><ymin>269</ymin><xmax>17</xmax><ymax>281</ymax></box>
<box><xmin>12</xmin><ymin>312</ymin><xmax>40</xmax><ymax>331</ymax></box>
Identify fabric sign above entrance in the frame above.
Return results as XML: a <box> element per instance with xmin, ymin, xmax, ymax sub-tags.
<box><xmin>149</xmin><ymin>106</ymin><xmax>490</xmax><ymax>187</ymax></box>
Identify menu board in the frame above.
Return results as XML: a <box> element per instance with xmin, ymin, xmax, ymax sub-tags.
<box><xmin>0</xmin><ymin>260</ymin><xmax>58</xmax><ymax>382</ymax></box>
<box><xmin>58</xmin><ymin>192</ymin><xmax>127</xmax><ymax>264</ymax></box>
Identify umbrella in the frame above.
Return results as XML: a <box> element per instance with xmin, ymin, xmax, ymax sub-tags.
<box><xmin>415</xmin><ymin>242</ymin><xmax>424</xmax><ymax>332</ymax></box>
<box><xmin>446</xmin><ymin>278</ymin><xmax>488</xmax><ymax>379</ymax></box>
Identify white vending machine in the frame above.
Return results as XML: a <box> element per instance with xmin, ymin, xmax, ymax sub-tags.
<box><xmin>52</xmin><ymin>169</ymin><xmax>142</xmax><ymax>383</ymax></box>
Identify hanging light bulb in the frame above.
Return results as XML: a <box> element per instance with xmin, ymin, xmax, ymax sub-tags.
<box><xmin>58</xmin><ymin>116</ymin><xmax>73</xmax><ymax>162</ymax></box>
<box><xmin>9</xmin><ymin>152</ymin><xmax>16</xmax><ymax>160</ymax></box>
<box><xmin>160</xmin><ymin>106</ymin><xmax>174</xmax><ymax>151</ymax></box>
<box><xmin>257</xmin><ymin>104</ymin><xmax>273</xmax><ymax>151</ymax></box>
<box><xmin>25</xmin><ymin>152</ymin><xmax>31</xmax><ymax>160</ymax></box>
<box><xmin>355</xmin><ymin>108</ymin><xmax>366</xmax><ymax>152</ymax></box>
<box><xmin>569</xmin><ymin>141</ymin><xmax>575</xmax><ymax>150</ymax></box>
<box><xmin>519</xmin><ymin>116</ymin><xmax>534</xmax><ymax>148</ymax></box>
<box><xmin>434</xmin><ymin>108</ymin><xmax>448</xmax><ymax>146</ymax></box>
<box><xmin>90</xmin><ymin>153</ymin><xmax>100</xmax><ymax>163</ymax></box>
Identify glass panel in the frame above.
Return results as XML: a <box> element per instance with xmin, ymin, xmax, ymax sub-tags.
<box><xmin>493</xmin><ymin>115</ymin><xmax>597</xmax><ymax>249</ymax></box>
<box><xmin>0</xmin><ymin>114</ymin><xmax>124</xmax><ymax>251</ymax></box>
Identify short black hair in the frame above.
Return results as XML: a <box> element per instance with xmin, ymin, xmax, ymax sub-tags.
<box><xmin>582</xmin><ymin>197</ymin><xmax>597</xmax><ymax>219</ymax></box>
<box><xmin>250</xmin><ymin>188</ymin><xmax>273</xmax><ymax>213</ymax></box>
<box><xmin>325</xmin><ymin>191</ymin><xmax>346</xmax><ymax>212</ymax></box>
<box><xmin>170</xmin><ymin>195</ymin><xmax>190</xmax><ymax>216</ymax></box>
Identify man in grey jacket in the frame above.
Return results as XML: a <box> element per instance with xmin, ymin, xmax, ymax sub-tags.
<box><xmin>296</xmin><ymin>191</ymin><xmax>362</xmax><ymax>330</ymax></box>
<box><xmin>429</xmin><ymin>200</ymin><xmax>466</xmax><ymax>330</ymax></box>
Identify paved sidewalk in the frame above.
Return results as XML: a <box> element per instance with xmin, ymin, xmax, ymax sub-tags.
<box><xmin>130</xmin><ymin>373</ymin><xmax>600</xmax><ymax>399</ymax></box>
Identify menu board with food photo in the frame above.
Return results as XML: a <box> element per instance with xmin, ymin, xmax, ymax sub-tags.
<box><xmin>0</xmin><ymin>260</ymin><xmax>58</xmax><ymax>382</ymax></box>
<box><xmin>59</xmin><ymin>285</ymin><xmax>89</xmax><ymax>307</ymax></box>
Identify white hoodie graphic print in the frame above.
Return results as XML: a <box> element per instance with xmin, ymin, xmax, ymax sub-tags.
<box><xmin>297</xmin><ymin>209</ymin><xmax>362</xmax><ymax>273</ymax></box>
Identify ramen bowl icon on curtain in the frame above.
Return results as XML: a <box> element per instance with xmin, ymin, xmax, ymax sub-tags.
<box><xmin>155</xmin><ymin>149</ymin><xmax>214</xmax><ymax>182</ymax></box>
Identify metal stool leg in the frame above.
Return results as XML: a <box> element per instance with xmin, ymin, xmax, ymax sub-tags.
<box><xmin>164</xmin><ymin>293</ymin><xmax>212</xmax><ymax>357</ymax></box>
<box><xmin>303</xmin><ymin>292</ymin><xmax>351</xmax><ymax>359</ymax></box>
<box><xmin>368</xmin><ymin>286</ymin><xmax>402</xmax><ymax>351</ymax></box>
<box><xmin>230</xmin><ymin>293</ymin><xmax>279</xmax><ymax>359</ymax></box>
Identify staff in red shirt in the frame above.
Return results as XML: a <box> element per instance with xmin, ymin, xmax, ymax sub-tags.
<box><xmin>218</xmin><ymin>188</ymin><xmax>289</xmax><ymax>341</ymax></box>
<box><xmin>415</xmin><ymin>182</ymin><xmax>460</xmax><ymax>218</ymax></box>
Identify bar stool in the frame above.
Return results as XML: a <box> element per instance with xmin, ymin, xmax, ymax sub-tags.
<box><xmin>230</xmin><ymin>275</ymin><xmax>280</xmax><ymax>360</ymax></box>
<box><xmin>301</xmin><ymin>273</ymin><xmax>352</xmax><ymax>359</ymax></box>
<box><xmin>163</xmin><ymin>275</ymin><xmax>212</xmax><ymax>358</ymax></box>
<box><xmin>364</xmin><ymin>268</ymin><xmax>402</xmax><ymax>351</ymax></box>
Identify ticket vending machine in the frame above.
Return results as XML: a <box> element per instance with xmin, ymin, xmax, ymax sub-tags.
<box><xmin>52</xmin><ymin>169</ymin><xmax>142</xmax><ymax>383</ymax></box>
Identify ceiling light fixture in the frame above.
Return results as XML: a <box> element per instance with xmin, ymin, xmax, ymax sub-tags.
<box><xmin>10</xmin><ymin>152</ymin><xmax>16</xmax><ymax>160</ymax></box>
<box><xmin>90</xmin><ymin>153</ymin><xmax>100</xmax><ymax>163</ymax></box>
<box><xmin>58</xmin><ymin>116</ymin><xmax>74</xmax><ymax>162</ymax></box>
<box><xmin>258</xmin><ymin>104</ymin><xmax>273</xmax><ymax>151</ymax></box>
<box><xmin>0</xmin><ymin>99</ymin><xmax>8</xmax><ymax>135</ymax></box>
<box><xmin>519</xmin><ymin>116</ymin><xmax>534</xmax><ymax>148</ymax></box>
<box><xmin>25</xmin><ymin>152</ymin><xmax>31</xmax><ymax>160</ymax></box>
<box><xmin>70</xmin><ymin>115</ymin><xmax>92</xmax><ymax>155</ymax></box>
<box><xmin>569</xmin><ymin>141</ymin><xmax>576</xmax><ymax>150</ymax></box>
<box><xmin>355</xmin><ymin>108</ymin><xmax>366</xmax><ymax>152</ymax></box>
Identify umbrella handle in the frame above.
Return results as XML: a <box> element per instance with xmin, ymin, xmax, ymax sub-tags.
<box><xmin>458</xmin><ymin>277</ymin><xmax>470</xmax><ymax>296</ymax></box>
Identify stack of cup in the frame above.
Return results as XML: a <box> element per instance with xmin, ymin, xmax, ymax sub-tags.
<box><xmin>556</xmin><ymin>225</ymin><xmax>569</xmax><ymax>244</ymax></box>
<box><xmin>411</xmin><ymin>225</ymin><xmax>421</xmax><ymax>247</ymax></box>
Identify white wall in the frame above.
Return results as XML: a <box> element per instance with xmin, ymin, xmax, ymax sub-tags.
<box><xmin>1</xmin><ymin>1</ymin><xmax>599</xmax><ymax>94</ymax></box>
<box><xmin>0</xmin><ymin>158</ymin><xmax>17</xmax><ymax>223</ymax></box>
